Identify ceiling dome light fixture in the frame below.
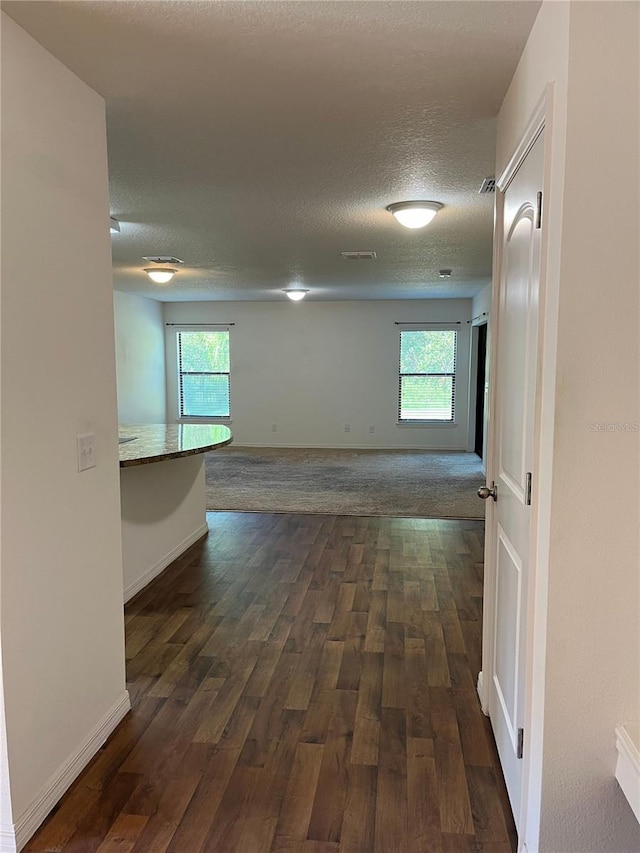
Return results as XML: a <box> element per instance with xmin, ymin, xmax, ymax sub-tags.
<box><xmin>386</xmin><ymin>201</ymin><xmax>443</xmax><ymax>229</ymax></box>
<box><xmin>144</xmin><ymin>267</ymin><xmax>177</xmax><ymax>284</ymax></box>
<box><xmin>282</xmin><ymin>288</ymin><xmax>309</xmax><ymax>302</ymax></box>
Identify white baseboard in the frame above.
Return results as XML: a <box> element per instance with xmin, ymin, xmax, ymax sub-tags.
<box><xmin>13</xmin><ymin>691</ymin><xmax>131</xmax><ymax>852</ymax></box>
<box><xmin>615</xmin><ymin>724</ymin><xmax>640</xmax><ymax>825</ymax></box>
<box><xmin>123</xmin><ymin>523</ymin><xmax>209</xmax><ymax>603</ymax></box>
<box><xmin>232</xmin><ymin>443</ymin><xmax>471</xmax><ymax>451</ymax></box>
<box><xmin>477</xmin><ymin>670</ymin><xmax>489</xmax><ymax>715</ymax></box>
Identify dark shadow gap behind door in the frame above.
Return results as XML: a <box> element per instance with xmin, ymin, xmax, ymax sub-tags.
<box><xmin>474</xmin><ymin>322</ymin><xmax>488</xmax><ymax>458</ymax></box>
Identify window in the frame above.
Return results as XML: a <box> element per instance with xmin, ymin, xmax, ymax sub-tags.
<box><xmin>398</xmin><ymin>328</ymin><xmax>457</xmax><ymax>422</ymax></box>
<box><xmin>177</xmin><ymin>329</ymin><xmax>230</xmax><ymax>418</ymax></box>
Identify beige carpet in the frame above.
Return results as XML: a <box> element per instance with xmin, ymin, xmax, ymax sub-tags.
<box><xmin>205</xmin><ymin>447</ymin><xmax>485</xmax><ymax>519</ymax></box>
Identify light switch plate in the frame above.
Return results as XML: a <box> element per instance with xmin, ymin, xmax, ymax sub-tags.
<box><xmin>77</xmin><ymin>433</ymin><xmax>96</xmax><ymax>472</ymax></box>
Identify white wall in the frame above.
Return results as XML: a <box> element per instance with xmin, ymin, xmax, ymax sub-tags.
<box><xmin>471</xmin><ymin>283</ymin><xmax>492</xmax><ymax>323</ymax></box>
<box><xmin>164</xmin><ymin>299</ymin><xmax>473</xmax><ymax>450</ymax></box>
<box><xmin>496</xmin><ymin>2</ymin><xmax>640</xmax><ymax>851</ymax></box>
<box><xmin>113</xmin><ymin>291</ymin><xmax>166</xmax><ymax>423</ymax></box>
<box><xmin>0</xmin><ymin>15</ymin><xmax>128</xmax><ymax>849</ymax></box>
<box><xmin>121</xmin><ymin>456</ymin><xmax>207</xmax><ymax>602</ymax></box>
<box><xmin>541</xmin><ymin>3</ymin><xmax>640</xmax><ymax>850</ymax></box>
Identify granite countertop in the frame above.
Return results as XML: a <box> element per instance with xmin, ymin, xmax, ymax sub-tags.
<box><xmin>118</xmin><ymin>423</ymin><xmax>233</xmax><ymax>467</ymax></box>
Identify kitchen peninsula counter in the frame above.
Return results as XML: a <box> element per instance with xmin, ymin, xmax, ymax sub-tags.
<box><xmin>119</xmin><ymin>423</ymin><xmax>232</xmax><ymax>467</ymax></box>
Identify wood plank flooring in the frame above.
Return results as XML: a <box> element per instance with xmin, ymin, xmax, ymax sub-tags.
<box><xmin>25</xmin><ymin>512</ymin><xmax>516</xmax><ymax>853</ymax></box>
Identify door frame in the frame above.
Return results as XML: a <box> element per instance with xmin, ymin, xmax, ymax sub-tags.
<box><xmin>478</xmin><ymin>85</ymin><xmax>558</xmax><ymax>851</ymax></box>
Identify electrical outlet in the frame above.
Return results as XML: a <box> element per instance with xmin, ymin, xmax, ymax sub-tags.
<box><xmin>271</xmin><ymin>424</ymin><xmax>278</xmax><ymax>432</ymax></box>
<box><xmin>77</xmin><ymin>432</ymin><xmax>96</xmax><ymax>472</ymax></box>
<box><xmin>344</xmin><ymin>424</ymin><xmax>351</xmax><ymax>433</ymax></box>
<box><xmin>368</xmin><ymin>425</ymin><xmax>375</xmax><ymax>434</ymax></box>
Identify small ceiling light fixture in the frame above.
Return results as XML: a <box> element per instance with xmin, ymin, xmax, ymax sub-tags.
<box><xmin>341</xmin><ymin>251</ymin><xmax>377</xmax><ymax>261</ymax></box>
<box><xmin>386</xmin><ymin>201</ymin><xmax>443</xmax><ymax>229</ymax></box>
<box><xmin>144</xmin><ymin>267</ymin><xmax>177</xmax><ymax>284</ymax></box>
<box><xmin>439</xmin><ymin>269</ymin><xmax>452</xmax><ymax>278</ymax></box>
<box><xmin>282</xmin><ymin>288</ymin><xmax>309</xmax><ymax>302</ymax></box>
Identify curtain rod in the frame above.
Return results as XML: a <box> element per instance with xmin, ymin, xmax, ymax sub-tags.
<box><xmin>394</xmin><ymin>321</ymin><xmax>461</xmax><ymax>325</ymax></box>
<box><xmin>165</xmin><ymin>322</ymin><xmax>235</xmax><ymax>326</ymax></box>
<box><xmin>467</xmin><ymin>312</ymin><xmax>488</xmax><ymax>324</ymax></box>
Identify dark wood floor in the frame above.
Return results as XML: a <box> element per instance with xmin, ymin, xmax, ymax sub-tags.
<box><xmin>26</xmin><ymin>511</ymin><xmax>516</xmax><ymax>853</ymax></box>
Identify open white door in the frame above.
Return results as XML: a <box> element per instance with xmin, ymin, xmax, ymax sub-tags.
<box><xmin>479</xmin><ymin>128</ymin><xmax>544</xmax><ymax>827</ymax></box>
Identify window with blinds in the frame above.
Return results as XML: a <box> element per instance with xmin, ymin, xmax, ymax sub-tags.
<box><xmin>177</xmin><ymin>329</ymin><xmax>230</xmax><ymax>418</ymax></box>
<box><xmin>398</xmin><ymin>328</ymin><xmax>457</xmax><ymax>422</ymax></box>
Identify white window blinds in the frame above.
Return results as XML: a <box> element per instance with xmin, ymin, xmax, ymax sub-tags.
<box><xmin>398</xmin><ymin>329</ymin><xmax>457</xmax><ymax>422</ymax></box>
<box><xmin>177</xmin><ymin>329</ymin><xmax>230</xmax><ymax>418</ymax></box>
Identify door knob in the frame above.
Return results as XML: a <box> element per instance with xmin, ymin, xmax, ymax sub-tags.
<box><xmin>477</xmin><ymin>482</ymin><xmax>498</xmax><ymax>501</ymax></box>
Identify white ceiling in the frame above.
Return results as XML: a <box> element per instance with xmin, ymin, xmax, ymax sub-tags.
<box><xmin>3</xmin><ymin>0</ymin><xmax>540</xmax><ymax>302</ymax></box>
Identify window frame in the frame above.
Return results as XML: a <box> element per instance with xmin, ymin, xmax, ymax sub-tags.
<box><xmin>397</xmin><ymin>326</ymin><xmax>458</xmax><ymax>426</ymax></box>
<box><xmin>175</xmin><ymin>326</ymin><xmax>231</xmax><ymax>422</ymax></box>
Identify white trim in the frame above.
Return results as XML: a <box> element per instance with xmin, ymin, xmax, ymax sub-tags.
<box><xmin>517</xmin><ymin>83</ymin><xmax>561</xmax><ymax>853</ymax></box>
<box><xmin>615</xmin><ymin>725</ymin><xmax>640</xmax><ymax>825</ymax></box>
<box><xmin>498</xmin><ymin>92</ymin><xmax>546</xmax><ymax>191</ymax></box>
<box><xmin>476</xmin><ymin>671</ymin><xmax>488</xmax><ymax>715</ymax></box>
<box><xmin>123</xmin><ymin>522</ymin><xmax>209</xmax><ymax>603</ymax></box>
<box><xmin>177</xmin><ymin>418</ymin><xmax>233</xmax><ymax>425</ymax></box>
<box><xmin>0</xmin><ymin>648</ymin><xmax>15</xmax><ymax>853</ymax></box>
<box><xmin>480</xmin><ymin>166</ymin><xmax>503</xmax><ymax>749</ymax></box>
<box><xmin>226</xmin><ymin>443</ymin><xmax>473</xmax><ymax>451</ymax></box>
<box><xmin>170</xmin><ymin>324</ymin><xmax>233</xmax><ymax>331</ymax></box>
<box><xmin>12</xmin><ymin>692</ymin><xmax>131</xmax><ymax>852</ymax></box>
<box><xmin>470</xmin><ymin>316</ymin><xmax>489</xmax><ymax>328</ymax></box>
<box><xmin>0</xmin><ymin>827</ymin><xmax>16</xmax><ymax>853</ymax></box>
<box><xmin>395</xmin><ymin>322</ymin><xmax>463</xmax><ymax>330</ymax></box>
<box><xmin>396</xmin><ymin>422</ymin><xmax>457</xmax><ymax>429</ymax></box>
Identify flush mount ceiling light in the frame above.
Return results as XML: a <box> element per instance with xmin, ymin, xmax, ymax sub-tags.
<box><xmin>386</xmin><ymin>201</ymin><xmax>443</xmax><ymax>229</ymax></box>
<box><xmin>144</xmin><ymin>267</ymin><xmax>177</xmax><ymax>284</ymax></box>
<box><xmin>282</xmin><ymin>288</ymin><xmax>309</xmax><ymax>302</ymax></box>
<box><xmin>439</xmin><ymin>269</ymin><xmax>452</xmax><ymax>278</ymax></box>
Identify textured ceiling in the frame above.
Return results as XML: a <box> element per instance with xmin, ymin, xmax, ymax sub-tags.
<box><xmin>3</xmin><ymin>0</ymin><xmax>540</xmax><ymax>302</ymax></box>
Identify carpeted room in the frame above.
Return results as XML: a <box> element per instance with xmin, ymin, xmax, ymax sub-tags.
<box><xmin>205</xmin><ymin>446</ymin><xmax>485</xmax><ymax>519</ymax></box>
<box><xmin>165</xmin><ymin>297</ymin><xmax>489</xmax><ymax>522</ymax></box>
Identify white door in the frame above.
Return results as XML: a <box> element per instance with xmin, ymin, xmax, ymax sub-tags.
<box><xmin>482</xmin><ymin>129</ymin><xmax>544</xmax><ymax>825</ymax></box>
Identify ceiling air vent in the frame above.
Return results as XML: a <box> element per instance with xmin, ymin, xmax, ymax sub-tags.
<box><xmin>142</xmin><ymin>255</ymin><xmax>184</xmax><ymax>265</ymax></box>
<box><xmin>341</xmin><ymin>251</ymin><xmax>377</xmax><ymax>261</ymax></box>
<box><xmin>478</xmin><ymin>177</ymin><xmax>496</xmax><ymax>195</ymax></box>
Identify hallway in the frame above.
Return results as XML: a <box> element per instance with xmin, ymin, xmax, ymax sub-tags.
<box><xmin>26</xmin><ymin>512</ymin><xmax>516</xmax><ymax>852</ymax></box>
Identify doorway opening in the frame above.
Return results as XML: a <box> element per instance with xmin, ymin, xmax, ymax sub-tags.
<box><xmin>474</xmin><ymin>322</ymin><xmax>488</xmax><ymax>459</ymax></box>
